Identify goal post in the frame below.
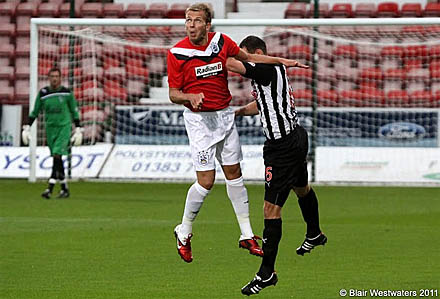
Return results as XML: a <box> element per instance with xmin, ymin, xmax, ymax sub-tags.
<box><xmin>29</xmin><ymin>17</ymin><xmax>440</xmax><ymax>183</ymax></box>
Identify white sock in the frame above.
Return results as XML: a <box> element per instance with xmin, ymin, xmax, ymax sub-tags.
<box><xmin>180</xmin><ymin>181</ymin><xmax>210</xmax><ymax>237</ymax></box>
<box><xmin>225</xmin><ymin>176</ymin><xmax>254</xmax><ymax>240</ymax></box>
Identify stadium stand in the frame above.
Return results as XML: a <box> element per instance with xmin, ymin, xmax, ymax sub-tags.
<box><xmin>1</xmin><ymin>0</ymin><xmax>438</xmax><ymax>110</ymax></box>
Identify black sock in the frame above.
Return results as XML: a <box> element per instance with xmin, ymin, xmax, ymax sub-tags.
<box><xmin>258</xmin><ymin>218</ymin><xmax>282</xmax><ymax>279</ymax></box>
<box><xmin>48</xmin><ymin>181</ymin><xmax>55</xmax><ymax>193</ymax></box>
<box><xmin>298</xmin><ymin>188</ymin><xmax>321</xmax><ymax>238</ymax></box>
<box><xmin>53</xmin><ymin>156</ymin><xmax>65</xmax><ymax>181</ymax></box>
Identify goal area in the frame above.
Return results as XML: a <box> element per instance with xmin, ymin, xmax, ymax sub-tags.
<box><xmin>28</xmin><ymin>18</ymin><xmax>440</xmax><ymax>184</ymax></box>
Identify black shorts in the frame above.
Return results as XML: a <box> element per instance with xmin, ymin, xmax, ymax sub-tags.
<box><xmin>263</xmin><ymin>125</ymin><xmax>309</xmax><ymax>207</ymax></box>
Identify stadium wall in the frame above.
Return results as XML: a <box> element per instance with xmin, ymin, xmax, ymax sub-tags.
<box><xmin>2</xmin><ymin>145</ymin><xmax>440</xmax><ymax>185</ymax></box>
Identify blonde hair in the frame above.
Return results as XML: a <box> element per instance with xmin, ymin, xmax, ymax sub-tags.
<box><xmin>186</xmin><ymin>3</ymin><xmax>213</xmax><ymax>23</ymax></box>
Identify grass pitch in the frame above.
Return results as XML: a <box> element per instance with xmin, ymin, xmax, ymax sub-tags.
<box><xmin>1</xmin><ymin>180</ymin><xmax>439</xmax><ymax>298</ymax></box>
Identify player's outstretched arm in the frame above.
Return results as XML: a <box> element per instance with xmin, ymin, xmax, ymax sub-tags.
<box><xmin>235</xmin><ymin>49</ymin><xmax>309</xmax><ymax>69</ymax></box>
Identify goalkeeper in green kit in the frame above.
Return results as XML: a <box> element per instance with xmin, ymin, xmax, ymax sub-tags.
<box><xmin>22</xmin><ymin>67</ymin><xmax>82</xmax><ymax>199</ymax></box>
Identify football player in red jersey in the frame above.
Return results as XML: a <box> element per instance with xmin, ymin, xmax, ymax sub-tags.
<box><xmin>168</xmin><ymin>3</ymin><xmax>304</xmax><ymax>263</ymax></box>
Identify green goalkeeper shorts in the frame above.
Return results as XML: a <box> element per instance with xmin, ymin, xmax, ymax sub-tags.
<box><xmin>46</xmin><ymin>125</ymin><xmax>71</xmax><ymax>156</ymax></box>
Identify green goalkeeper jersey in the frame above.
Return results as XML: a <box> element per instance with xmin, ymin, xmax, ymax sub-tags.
<box><xmin>30</xmin><ymin>85</ymin><xmax>80</xmax><ymax>127</ymax></box>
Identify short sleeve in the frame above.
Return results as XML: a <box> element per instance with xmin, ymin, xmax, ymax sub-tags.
<box><xmin>222</xmin><ymin>33</ymin><xmax>240</xmax><ymax>58</ymax></box>
<box><xmin>167</xmin><ymin>50</ymin><xmax>183</xmax><ymax>89</ymax></box>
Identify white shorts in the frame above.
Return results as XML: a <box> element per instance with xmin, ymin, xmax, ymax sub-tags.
<box><xmin>184</xmin><ymin>107</ymin><xmax>243</xmax><ymax>171</ymax></box>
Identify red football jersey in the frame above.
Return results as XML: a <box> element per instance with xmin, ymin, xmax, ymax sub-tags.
<box><xmin>167</xmin><ymin>32</ymin><xmax>240</xmax><ymax>112</ymax></box>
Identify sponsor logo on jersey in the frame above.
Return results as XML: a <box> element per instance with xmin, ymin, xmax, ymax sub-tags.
<box><xmin>195</xmin><ymin>62</ymin><xmax>223</xmax><ymax>79</ymax></box>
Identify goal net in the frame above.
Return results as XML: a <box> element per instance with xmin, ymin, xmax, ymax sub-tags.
<box><xmin>29</xmin><ymin>18</ymin><xmax>440</xmax><ymax>182</ymax></box>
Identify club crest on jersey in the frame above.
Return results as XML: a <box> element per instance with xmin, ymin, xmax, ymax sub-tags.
<box><xmin>195</xmin><ymin>62</ymin><xmax>223</xmax><ymax>79</ymax></box>
<box><xmin>197</xmin><ymin>150</ymin><xmax>209</xmax><ymax>166</ymax></box>
<box><xmin>210</xmin><ymin>42</ymin><xmax>219</xmax><ymax>54</ymax></box>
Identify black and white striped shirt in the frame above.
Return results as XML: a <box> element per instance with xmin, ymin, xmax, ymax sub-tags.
<box><xmin>242</xmin><ymin>62</ymin><xmax>298</xmax><ymax>140</ymax></box>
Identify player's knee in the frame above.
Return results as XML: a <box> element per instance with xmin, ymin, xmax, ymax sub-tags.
<box><xmin>197</xmin><ymin>178</ymin><xmax>214</xmax><ymax>190</ymax></box>
<box><xmin>294</xmin><ymin>184</ymin><xmax>311</xmax><ymax>198</ymax></box>
<box><xmin>222</xmin><ymin>163</ymin><xmax>242</xmax><ymax>180</ymax></box>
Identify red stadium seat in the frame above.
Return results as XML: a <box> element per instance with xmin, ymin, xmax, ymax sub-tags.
<box><xmin>409</xmin><ymin>90</ymin><xmax>433</xmax><ymax>107</ymax></box>
<box><xmin>38</xmin><ymin>58</ymin><xmax>54</xmax><ymax>76</ymax></box>
<box><xmin>339</xmin><ymin>90</ymin><xmax>364</xmax><ymax>107</ymax></box>
<box><xmin>360</xmin><ymin>67</ymin><xmax>383</xmax><ymax>81</ymax></box>
<box><xmin>14</xmin><ymin>79</ymin><xmax>29</xmax><ymax>104</ymax></box>
<box><xmin>361</xmin><ymin>88</ymin><xmax>384</xmax><ymax>107</ymax></box>
<box><xmin>16</xmin><ymin>2</ymin><xmax>38</xmax><ymax>16</ymax></box>
<box><xmin>401</xmin><ymin>3</ymin><xmax>422</xmax><ymax>17</ymax></box>
<box><xmin>59</xmin><ymin>3</ymin><xmax>80</xmax><ymax>18</ymax></box>
<box><xmin>288</xmin><ymin>45</ymin><xmax>311</xmax><ymax>60</ymax></box>
<box><xmin>380</xmin><ymin>46</ymin><xmax>404</xmax><ymax>70</ymax></box>
<box><xmin>16</xmin><ymin>2</ymin><xmax>38</xmax><ymax>25</ymax></box>
<box><xmin>380</xmin><ymin>45</ymin><xmax>404</xmax><ymax>58</ymax></box>
<box><xmin>293</xmin><ymin>89</ymin><xmax>312</xmax><ymax>107</ymax></box>
<box><xmin>403</xmin><ymin>45</ymin><xmax>428</xmax><ymax>58</ymax></box>
<box><xmin>333</xmin><ymin>44</ymin><xmax>357</xmax><ymax>58</ymax></box>
<box><xmin>0</xmin><ymin>85</ymin><xmax>14</xmax><ymax>104</ymax></box>
<box><xmin>309</xmin><ymin>3</ymin><xmax>329</xmax><ymax>18</ymax></box>
<box><xmin>104</xmin><ymin>80</ymin><xmax>127</xmax><ymax>102</ymax></box>
<box><xmin>167</xmin><ymin>3</ymin><xmax>190</xmax><ymax>19</ymax></box>
<box><xmin>126</xmin><ymin>64</ymin><xmax>149</xmax><ymax>79</ymax></box>
<box><xmin>15</xmin><ymin>40</ymin><xmax>30</xmax><ymax>58</ymax></box>
<box><xmin>359</xmin><ymin>80</ymin><xmax>379</xmax><ymax>90</ymax></box>
<box><xmin>317</xmin><ymin>90</ymin><xmax>338</xmax><ymax>106</ymax></box>
<box><xmin>376</xmin><ymin>2</ymin><xmax>399</xmax><ymax>18</ymax></box>
<box><xmin>284</xmin><ymin>3</ymin><xmax>307</xmax><ymax>18</ymax></box>
<box><xmin>0</xmin><ymin>24</ymin><xmax>15</xmax><ymax>43</ymax></box>
<box><xmin>353</xmin><ymin>3</ymin><xmax>376</xmax><ymax>18</ymax></box>
<box><xmin>15</xmin><ymin>65</ymin><xmax>30</xmax><ymax>80</ymax></box>
<box><xmin>330</xmin><ymin>3</ymin><xmax>352</xmax><ymax>18</ymax></box>
<box><xmin>423</xmin><ymin>3</ymin><xmax>440</xmax><ymax>17</ymax></box>
<box><xmin>103</xmin><ymin>57</ymin><xmax>121</xmax><ymax>69</ymax></box>
<box><xmin>81</xmin><ymin>3</ymin><xmax>103</xmax><ymax>18</ymax></box>
<box><xmin>59</xmin><ymin>44</ymin><xmax>81</xmax><ymax>55</ymax></box>
<box><xmin>47</xmin><ymin>0</ymin><xmax>64</xmax><ymax>4</ymax></box>
<box><xmin>287</xmin><ymin>68</ymin><xmax>312</xmax><ymax>81</ymax></box>
<box><xmin>38</xmin><ymin>2</ymin><xmax>60</xmax><ymax>18</ymax></box>
<box><xmin>147</xmin><ymin>3</ymin><xmax>168</xmax><ymax>18</ymax></box>
<box><xmin>0</xmin><ymin>66</ymin><xmax>14</xmax><ymax>81</ymax></box>
<box><xmin>103</xmin><ymin>3</ymin><xmax>124</xmax><ymax>18</ymax></box>
<box><xmin>60</xmin><ymin>67</ymin><xmax>81</xmax><ymax>78</ymax></box>
<box><xmin>125</xmin><ymin>3</ymin><xmax>147</xmax><ymax>18</ymax></box>
<box><xmin>385</xmin><ymin>90</ymin><xmax>409</xmax><ymax>107</ymax></box>
<box><xmin>404</xmin><ymin>59</ymin><xmax>423</xmax><ymax>71</ymax></box>
<box><xmin>0</xmin><ymin>2</ymin><xmax>18</xmax><ymax>23</ymax></box>
<box><xmin>104</xmin><ymin>66</ymin><xmax>126</xmax><ymax>83</ymax></box>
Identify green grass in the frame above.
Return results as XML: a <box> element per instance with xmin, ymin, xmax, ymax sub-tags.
<box><xmin>1</xmin><ymin>180</ymin><xmax>439</xmax><ymax>298</ymax></box>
